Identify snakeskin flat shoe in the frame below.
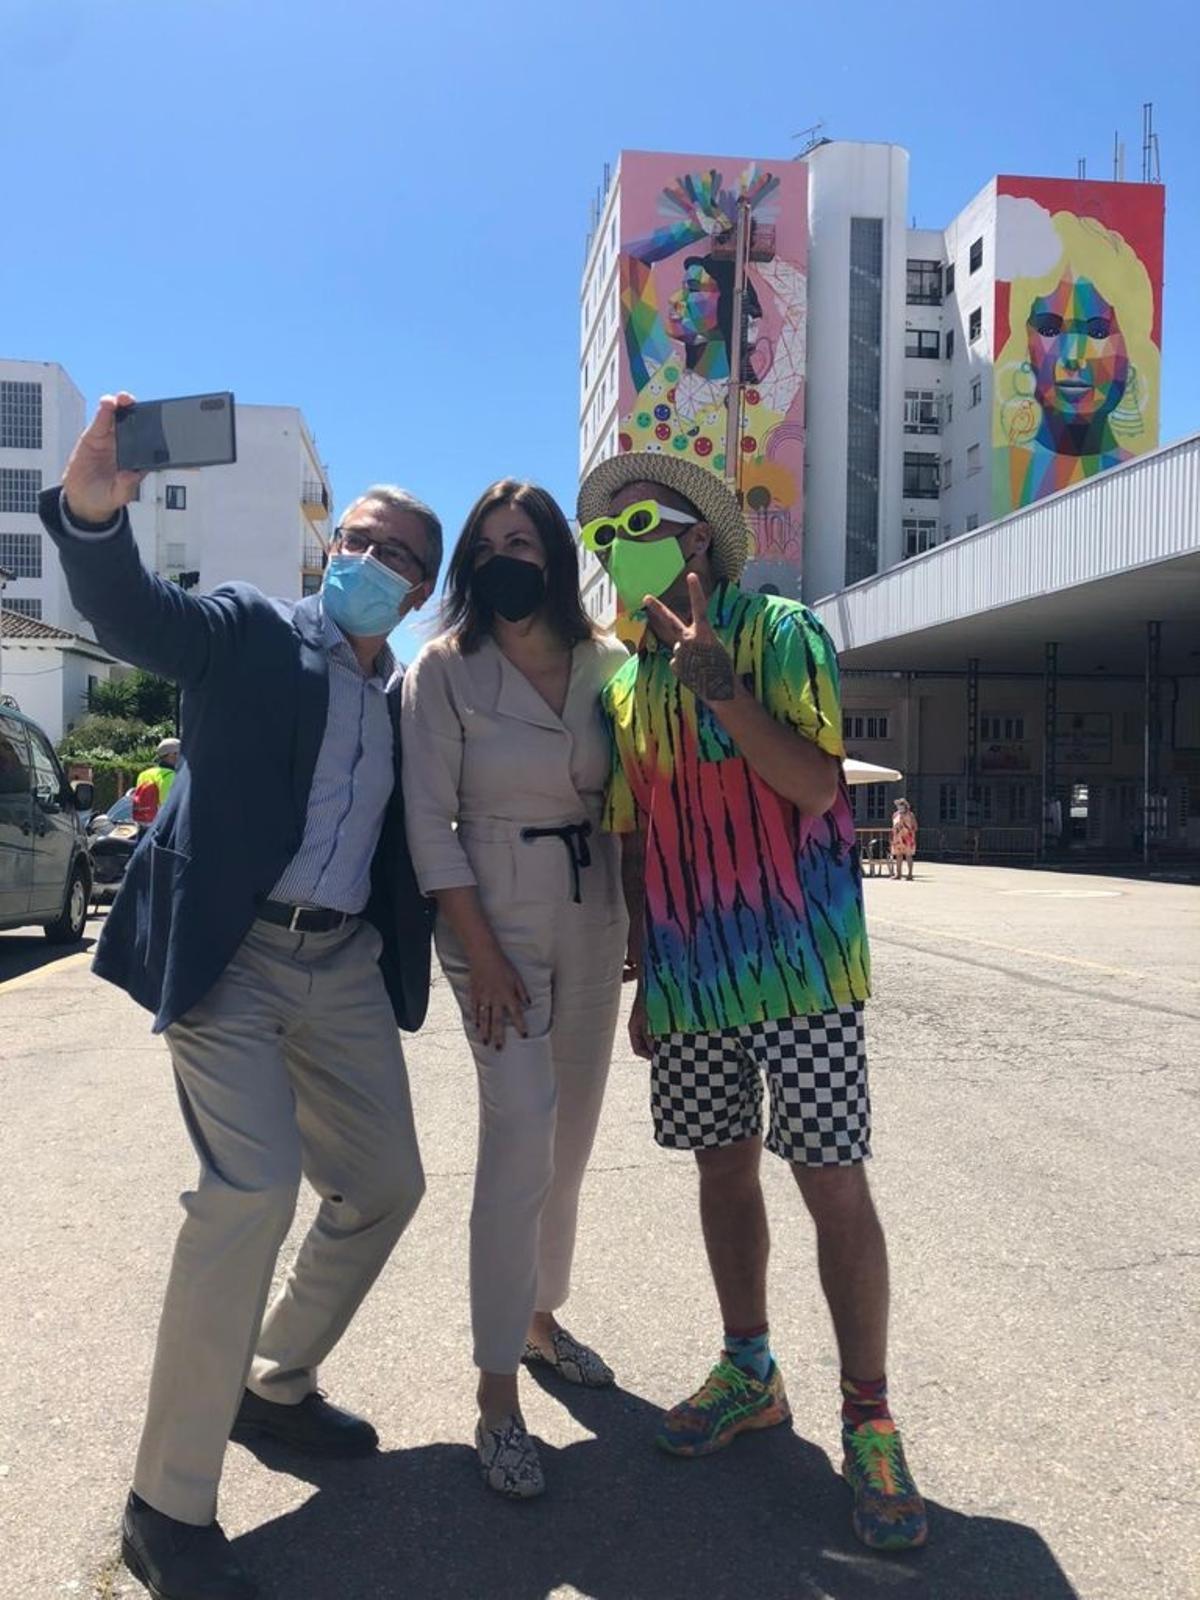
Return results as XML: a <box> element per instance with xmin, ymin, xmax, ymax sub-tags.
<box><xmin>523</xmin><ymin>1327</ymin><xmax>615</xmax><ymax>1388</ymax></box>
<box><xmin>475</xmin><ymin>1414</ymin><xmax>545</xmax><ymax>1499</ymax></box>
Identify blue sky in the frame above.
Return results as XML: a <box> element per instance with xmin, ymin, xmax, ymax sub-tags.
<box><xmin>4</xmin><ymin>0</ymin><xmax>1197</xmax><ymax>660</ymax></box>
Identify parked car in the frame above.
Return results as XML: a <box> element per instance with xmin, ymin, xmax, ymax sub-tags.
<box><xmin>0</xmin><ymin>704</ymin><xmax>93</xmax><ymax>943</ymax></box>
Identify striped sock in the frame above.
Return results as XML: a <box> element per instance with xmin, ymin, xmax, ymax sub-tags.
<box><xmin>841</xmin><ymin>1371</ymin><xmax>892</xmax><ymax>1430</ymax></box>
<box><xmin>724</xmin><ymin>1325</ymin><xmax>772</xmax><ymax>1382</ymax></box>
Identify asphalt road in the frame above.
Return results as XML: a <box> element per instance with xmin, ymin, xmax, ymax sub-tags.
<box><xmin>0</xmin><ymin>864</ymin><xmax>1197</xmax><ymax>1600</ymax></box>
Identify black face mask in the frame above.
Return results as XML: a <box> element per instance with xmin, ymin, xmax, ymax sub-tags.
<box><xmin>471</xmin><ymin>554</ymin><xmax>547</xmax><ymax>622</ymax></box>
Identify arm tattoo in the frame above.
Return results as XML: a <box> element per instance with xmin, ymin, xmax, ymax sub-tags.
<box><xmin>674</xmin><ymin>639</ymin><xmax>736</xmax><ymax>701</ymax></box>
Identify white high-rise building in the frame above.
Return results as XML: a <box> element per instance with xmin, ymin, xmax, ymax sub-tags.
<box><xmin>0</xmin><ymin>359</ymin><xmax>333</xmax><ymax>635</ymax></box>
<box><xmin>0</xmin><ymin>360</ymin><xmax>87</xmax><ymax>633</ymax></box>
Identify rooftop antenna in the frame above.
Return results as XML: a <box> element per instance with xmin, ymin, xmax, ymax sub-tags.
<box><xmin>1113</xmin><ymin>131</ymin><xmax>1126</xmax><ymax>182</ymax></box>
<box><xmin>791</xmin><ymin>120</ymin><xmax>827</xmax><ymax>156</ymax></box>
<box><xmin>1077</xmin><ymin>156</ymin><xmax>1087</xmax><ymax>179</ymax></box>
<box><xmin>1142</xmin><ymin>102</ymin><xmax>1162</xmax><ymax>182</ymax></box>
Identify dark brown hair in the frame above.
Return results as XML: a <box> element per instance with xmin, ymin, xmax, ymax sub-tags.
<box><xmin>442</xmin><ymin>479</ymin><xmax>595</xmax><ymax>653</ymax></box>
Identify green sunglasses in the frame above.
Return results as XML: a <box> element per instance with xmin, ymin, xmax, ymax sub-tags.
<box><xmin>579</xmin><ymin>499</ymin><xmax>698</xmax><ymax>556</ymax></box>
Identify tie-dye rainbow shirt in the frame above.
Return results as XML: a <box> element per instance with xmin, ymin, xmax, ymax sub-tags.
<box><xmin>601</xmin><ymin>583</ymin><xmax>870</xmax><ymax>1038</ymax></box>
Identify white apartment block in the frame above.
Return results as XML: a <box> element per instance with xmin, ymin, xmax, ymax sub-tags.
<box><xmin>0</xmin><ymin>361</ymin><xmax>87</xmax><ymax>633</ymax></box>
<box><xmin>0</xmin><ymin>359</ymin><xmax>333</xmax><ymax>636</ymax></box>
<box><xmin>577</xmin><ymin>165</ymin><xmax>622</xmax><ymax>628</ymax></box>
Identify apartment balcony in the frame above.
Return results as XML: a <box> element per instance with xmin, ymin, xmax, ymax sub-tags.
<box><xmin>301</xmin><ymin>480</ymin><xmax>330</xmax><ymax>519</ymax></box>
<box><xmin>302</xmin><ymin>541</ymin><xmax>327</xmax><ymax>573</ymax></box>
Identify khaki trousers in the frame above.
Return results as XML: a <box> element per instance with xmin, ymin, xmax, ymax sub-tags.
<box><xmin>134</xmin><ymin>918</ymin><xmax>424</xmax><ymax>1525</ymax></box>
<box><xmin>437</xmin><ymin>888</ymin><xmax>625</xmax><ymax>1376</ymax></box>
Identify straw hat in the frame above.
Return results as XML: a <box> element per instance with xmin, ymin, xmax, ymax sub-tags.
<box><xmin>577</xmin><ymin>452</ymin><xmax>756</xmax><ymax>583</ymax></box>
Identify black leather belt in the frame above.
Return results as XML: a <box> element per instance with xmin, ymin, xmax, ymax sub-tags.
<box><xmin>520</xmin><ymin>821</ymin><xmax>593</xmax><ymax>904</ymax></box>
<box><xmin>257</xmin><ymin>899</ymin><xmax>351</xmax><ymax>933</ymax></box>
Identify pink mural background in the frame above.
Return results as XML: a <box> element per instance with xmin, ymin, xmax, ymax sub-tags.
<box><xmin>616</xmin><ymin>150</ymin><xmax>808</xmax><ymax>572</ymax></box>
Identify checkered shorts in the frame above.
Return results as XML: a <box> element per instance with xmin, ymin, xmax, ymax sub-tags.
<box><xmin>650</xmin><ymin>1006</ymin><xmax>870</xmax><ymax>1166</ymax></box>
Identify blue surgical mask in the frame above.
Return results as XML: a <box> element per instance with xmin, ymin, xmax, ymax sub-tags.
<box><xmin>321</xmin><ymin>553</ymin><xmax>413</xmax><ymax>637</ymax></box>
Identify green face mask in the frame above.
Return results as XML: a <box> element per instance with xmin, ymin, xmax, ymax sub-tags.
<box><xmin>607</xmin><ymin>535</ymin><xmax>686</xmax><ymax>614</ymax></box>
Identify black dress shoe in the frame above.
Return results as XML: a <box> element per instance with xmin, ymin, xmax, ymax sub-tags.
<box><xmin>231</xmin><ymin>1387</ymin><xmax>379</xmax><ymax>1457</ymax></box>
<box><xmin>122</xmin><ymin>1491</ymin><xmax>257</xmax><ymax>1600</ymax></box>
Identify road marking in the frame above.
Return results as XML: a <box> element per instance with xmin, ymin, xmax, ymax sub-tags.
<box><xmin>998</xmin><ymin>889</ymin><xmax>1122</xmax><ymax>898</ymax></box>
<box><xmin>867</xmin><ymin>916</ymin><xmax>1200</xmax><ymax>991</ymax></box>
<box><xmin>0</xmin><ymin>950</ymin><xmax>92</xmax><ymax>995</ymax></box>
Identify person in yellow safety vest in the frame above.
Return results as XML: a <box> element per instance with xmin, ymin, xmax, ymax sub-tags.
<box><xmin>132</xmin><ymin>737</ymin><xmax>180</xmax><ymax>826</ymax></box>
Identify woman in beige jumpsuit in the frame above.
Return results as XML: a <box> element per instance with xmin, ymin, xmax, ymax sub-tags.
<box><xmin>401</xmin><ymin>480</ymin><xmax>628</xmax><ymax>1499</ymax></box>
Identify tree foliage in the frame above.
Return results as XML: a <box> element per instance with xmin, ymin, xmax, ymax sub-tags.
<box><xmin>88</xmin><ymin>668</ymin><xmax>176</xmax><ymax>725</ymax></box>
<box><xmin>58</xmin><ymin>713</ymin><xmax>173</xmax><ymax>766</ymax></box>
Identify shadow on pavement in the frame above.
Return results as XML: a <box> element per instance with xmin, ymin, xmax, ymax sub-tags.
<box><xmin>233</xmin><ymin>1375</ymin><xmax>1079</xmax><ymax>1600</ymax></box>
<box><xmin>0</xmin><ymin>927</ymin><xmax>95</xmax><ymax>984</ymax></box>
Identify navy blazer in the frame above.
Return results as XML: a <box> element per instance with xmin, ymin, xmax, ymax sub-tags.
<box><xmin>40</xmin><ymin>488</ymin><xmax>432</xmax><ymax>1035</ymax></box>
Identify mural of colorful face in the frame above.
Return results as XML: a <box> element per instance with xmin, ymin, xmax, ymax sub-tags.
<box><xmin>1026</xmin><ymin>274</ymin><xmax>1130</xmax><ymax>432</ymax></box>
<box><xmin>667</xmin><ymin>261</ymin><xmax>723</xmax><ymax>350</ymax></box>
<box><xmin>991</xmin><ymin>180</ymin><xmax>1163</xmax><ymax>519</ymax></box>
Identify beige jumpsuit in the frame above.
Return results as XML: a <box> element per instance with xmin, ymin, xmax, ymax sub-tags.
<box><xmin>401</xmin><ymin>633</ymin><xmax>629</xmax><ymax>1373</ymax></box>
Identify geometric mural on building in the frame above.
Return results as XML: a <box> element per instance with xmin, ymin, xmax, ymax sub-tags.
<box><xmin>992</xmin><ymin>175</ymin><xmax>1164</xmax><ymax>519</ymax></box>
<box><xmin>617</xmin><ymin>151</ymin><xmax>808</xmax><ymax>575</ymax></box>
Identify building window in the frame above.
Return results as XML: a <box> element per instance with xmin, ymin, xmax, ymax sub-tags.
<box><xmin>0</xmin><ymin>381</ymin><xmax>43</xmax><ymax>450</ymax></box>
<box><xmin>941</xmin><ymin>456</ymin><xmax>953</xmax><ymax>488</ymax></box>
<box><xmin>905</xmin><ymin>259</ymin><xmax>942</xmax><ymax>306</ymax></box>
<box><xmin>905</xmin><ymin>328</ymin><xmax>940</xmax><ymax>360</ymax></box>
<box><xmin>981</xmin><ymin>714</ymin><xmax>1026</xmax><ymax>741</ymax></box>
<box><xmin>969</xmin><ymin>377</ymin><xmax>982</xmax><ymax>407</ymax></box>
<box><xmin>945</xmin><ymin>262</ymin><xmax>956</xmax><ymax>296</ymax></box>
<box><xmin>3</xmin><ymin>597</ymin><xmax>41</xmax><ymax>620</ymax></box>
<box><xmin>845</xmin><ymin>217</ymin><xmax>884</xmax><ymax>586</ymax></box>
<box><xmin>301</xmin><ymin>573</ymin><xmax>321</xmax><ymax>598</ymax></box>
<box><xmin>1010</xmin><ymin>785</ymin><xmax>1030</xmax><ymax>822</ymax></box>
<box><xmin>903</xmin><ymin>452</ymin><xmax>939</xmax><ymax>498</ymax></box>
<box><xmin>903</xmin><ymin>390</ymin><xmax>939</xmax><ymax>434</ymax></box>
<box><xmin>0</xmin><ymin>467</ymin><xmax>41</xmax><ymax>514</ymax></box>
<box><xmin>863</xmin><ymin>783</ymin><xmax>888</xmax><ymax>822</ymax></box>
<box><xmin>969</xmin><ymin>237</ymin><xmax>983</xmax><ymax>273</ymax></box>
<box><xmin>939</xmin><ymin>782</ymin><xmax>961</xmax><ymax>822</ymax></box>
<box><xmin>966</xmin><ymin>512</ymin><xmax>980</xmax><ymax>531</ymax></box>
<box><xmin>967</xmin><ymin>444</ymin><xmax>982</xmax><ymax>477</ymax></box>
<box><xmin>843</xmin><ymin>712</ymin><xmax>891</xmax><ymax>741</ymax></box>
<box><xmin>969</xmin><ymin>307</ymin><xmax>983</xmax><ymax>343</ymax></box>
<box><xmin>165</xmin><ymin>485</ymin><xmax>187</xmax><ymax>510</ymax></box>
<box><xmin>902</xmin><ymin>518</ymin><xmax>939</xmax><ymax>558</ymax></box>
<box><xmin>0</xmin><ymin>531</ymin><xmax>42</xmax><ymax>578</ymax></box>
<box><xmin>945</xmin><ymin>328</ymin><xmax>955</xmax><ymax>361</ymax></box>
<box><xmin>943</xmin><ymin>392</ymin><xmax>953</xmax><ymax>425</ymax></box>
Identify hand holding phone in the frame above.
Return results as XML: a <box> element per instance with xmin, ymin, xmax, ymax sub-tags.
<box><xmin>61</xmin><ymin>391</ymin><xmax>147</xmax><ymax>525</ymax></box>
<box><xmin>62</xmin><ymin>391</ymin><xmax>238</xmax><ymax>527</ymax></box>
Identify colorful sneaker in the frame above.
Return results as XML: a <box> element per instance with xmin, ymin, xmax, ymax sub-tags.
<box><xmin>842</xmin><ymin>1418</ymin><xmax>928</xmax><ymax>1550</ymax></box>
<box><xmin>656</xmin><ymin>1355</ymin><xmax>791</xmax><ymax>1457</ymax></box>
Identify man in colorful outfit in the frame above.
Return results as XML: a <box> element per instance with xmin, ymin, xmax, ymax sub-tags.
<box><xmin>577</xmin><ymin>453</ymin><xmax>927</xmax><ymax>1552</ymax></box>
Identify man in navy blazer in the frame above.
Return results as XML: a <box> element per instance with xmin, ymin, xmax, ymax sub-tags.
<box><xmin>44</xmin><ymin>393</ymin><xmax>441</xmax><ymax>1600</ymax></box>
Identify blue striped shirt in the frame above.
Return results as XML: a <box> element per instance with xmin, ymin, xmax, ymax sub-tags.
<box><xmin>271</xmin><ymin>595</ymin><xmax>395</xmax><ymax>914</ymax></box>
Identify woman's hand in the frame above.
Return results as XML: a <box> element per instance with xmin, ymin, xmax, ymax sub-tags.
<box><xmin>468</xmin><ymin>944</ymin><xmax>531</xmax><ymax>1051</ymax></box>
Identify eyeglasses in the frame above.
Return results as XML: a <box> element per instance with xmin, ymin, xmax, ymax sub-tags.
<box><xmin>335</xmin><ymin>526</ymin><xmax>427</xmax><ymax>582</ymax></box>
<box><xmin>579</xmin><ymin>500</ymin><xmax>698</xmax><ymax>556</ymax></box>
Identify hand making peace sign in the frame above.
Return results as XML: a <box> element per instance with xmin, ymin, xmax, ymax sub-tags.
<box><xmin>643</xmin><ymin>573</ymin><xmax>738</xmax><ymax>704</ymax></box>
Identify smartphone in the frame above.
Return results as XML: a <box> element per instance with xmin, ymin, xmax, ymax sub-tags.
<box><xmin>115</xmin><ymin>392</ymin><xmax>237</xmax><ymax>472</ymax></box>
